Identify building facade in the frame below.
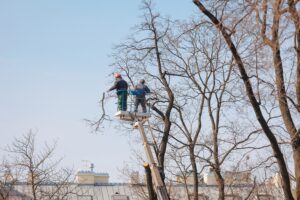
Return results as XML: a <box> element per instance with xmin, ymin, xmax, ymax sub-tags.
<box><xmin>4</xmin><ymin>169</ymin><xmax>286</xmax><ymax>199</ymax></box>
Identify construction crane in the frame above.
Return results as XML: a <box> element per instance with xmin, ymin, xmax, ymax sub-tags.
<box><xmin>115</xmin><ymin>110</ymin><xmax>170</xmax><ymax>200</ymax></box>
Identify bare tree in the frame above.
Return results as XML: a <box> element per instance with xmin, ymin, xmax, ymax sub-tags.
<box><xmin>0</xmin><ymin>159</ymin><xmax>19</xmax><ymax>200</ymax></box>
<box><xmin>90</xmin><ymin>1</ymin><xmax>297</xmax><ymax>199</ymax></box>
<box><xmin>162</xmin><ymin>19</ymin><xmax>265</xmax><ymax>199</ymax></box>
<box><xmin>5</xmin><ymin>131</ymin><xmax>75</xmax><ymax>200</ymax></box>
<box><xmin>192</xmin><ymin>0</ymin><xmax>299</xmax><ymax>199</ymax></box>
<box><xmin>111</xmin><ymin>1</ymin><xmax>175</xmax><ymax>194</ymax></box>
<box><xmin>109</xmin><ymin>1</ymin><xmax>276</xmax><ymax>199</ymax></box>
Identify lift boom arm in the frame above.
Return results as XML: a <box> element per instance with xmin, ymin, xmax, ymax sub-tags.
<box><xmin>136</xmin><ymin>121</ymin><xmax>169</xmax><ymax>200</ymax></box>
<box><xmin>115</xmin><ymin>110</ymin><xmax>169</xmax><ymax>200</ymax></box>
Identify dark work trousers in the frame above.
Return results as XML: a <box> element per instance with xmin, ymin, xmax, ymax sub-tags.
<box><xmin>134</xmin><ymin>98</ymin><xmax>146</xmax><ymax>113</ymax></box>
<box><xmin>117</xmin><ymin>90</ymin><xmax>128</xmax><ymax>111</ymax></box>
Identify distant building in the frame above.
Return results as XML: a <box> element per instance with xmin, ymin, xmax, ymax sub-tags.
<box><xmin>179</xmin><ymin>168</ymin><xmax>252</xmax><ymax>186</ymax></box>
<box><xmin>76</xmin><ymin>170</ymin><xmax>109</xmax><ymax>185</ymax></box>
<box><xmin>0</xmin><ymin>188</ymin><xmax>32</xmax><ymax>200</ymax></box>
<box><xmin>203</xmin><ymin>168</ymin><xmax>217</xmax><ymax>185</ymax></box>
<box><xmin>130</xmin><ymin>171</ymin><xmax>140</xmax><ymax>185</ymax></box>
<box><xmin>7</xmin><ymin>168</ymin><xmax>284</xmax><ymax>200</ymax></box>
<box><xmin>223</xmin><ymin>171</ymin><xmax>252</xmax><ymax>185</ymax></box>
<box><xmin>111</xmin><ymin>193</ymin><xmax>130</xmax><ymax>200</ymax></box>
<box><xmin>10</xmin><ymin>181</ymin><xmax>284</xmax><ymax>200</ymax></box>
<box><xmin>176</xmin><ymin>170</ymin><xmax>204</xmax><ymax>185</ymax></box>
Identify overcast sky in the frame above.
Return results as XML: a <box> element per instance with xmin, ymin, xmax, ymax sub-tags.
<box><xmin>0</xmin><ymin>1</ymin><xmax>197</xmax><ymax>182</ymax></box>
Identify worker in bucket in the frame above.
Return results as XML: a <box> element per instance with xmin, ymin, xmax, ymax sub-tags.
<box><xmin>133</xmin><ymin>79</ymin><xmax>150</xmax><ymax>113</ymax></box>
<box><xmin>107</xmin><ymin>73</ymin><xmax>128</xmax><ymax>111</ymax></box>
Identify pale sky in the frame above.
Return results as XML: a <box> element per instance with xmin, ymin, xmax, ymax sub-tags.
<box><xmin>0</xmin><ymin>1</ymin><xmax>196</xmax><ymax>182</ymax></box>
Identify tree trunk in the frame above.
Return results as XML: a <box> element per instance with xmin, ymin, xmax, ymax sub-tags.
<box><xmin>189</xmin><ymin>146</ymin><xmax>198</xmax><ymax>200</ymax></box>
<box><xmin>272</xmin><ymin>44</ymin><xmax>300</xmax><ymax>200</ymax></box>
<box><xmin>192</xmin><ymin>1</ymin><xmax>294</xmax><ymax>199</ymax></box>
<box><xmin>287</xmin><ymin>0</ymin><xmax>300</xmax><ymax>108</ymax></box>
<box><xmin>270</xmin><ymin>1</ymin><xmax>299</xmax><ymax>198</ymax></box>
<box><xmin>158</xmin><ymin>120</ymin><xmax>172</xmax><ymax>181</ymax></box>
<box><xmin>144</xmin><ymin>163</ymin><xmax>157</xmax><ymax>200</ymax></box>
<box><xmin>213</xmin><ymin>131</ymin><xmax>224</xmax><ymax>200</ymax></box>
<box><xmin>293</xmin><ymin>147</ymin><xmax>300</xmax><ymax>199</ymax></box>
<box><xmin>149</xmin><ymin>9</ymin><xmax>175</xmax><ymax>183</ymax></box>
<box><xmin>287</xmin><ymin>1</ymin><xmax>300</xmax><ymax>198</ymax></box>
<box><xmin>215</xmin><ymin>169</ymin><xmax>225</xmax><ymax>200</ymax></box>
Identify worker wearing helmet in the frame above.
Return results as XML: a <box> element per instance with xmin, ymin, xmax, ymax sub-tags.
<box><xmin>107</xmin><ymin>73</ymin><xmax>128</xmax><ymax>111</ymax></box>
<box><xmin>134</xmin><ymin>79</ymin><xmax>150</xmax><ymax>113</ymax></box>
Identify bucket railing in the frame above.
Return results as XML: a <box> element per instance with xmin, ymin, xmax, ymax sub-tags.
<box><xmin>115</xmin><ymin>89</ymin><xmax>151</xmax><ymax>113</ymax></box>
